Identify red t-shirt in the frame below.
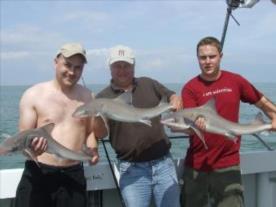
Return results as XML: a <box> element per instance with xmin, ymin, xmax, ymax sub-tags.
<box><xmin>182</xmin><ymin>70</ymin><xmax>263</xmax><ymax>171</ymax></box>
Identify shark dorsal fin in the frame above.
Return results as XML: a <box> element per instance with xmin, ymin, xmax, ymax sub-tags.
<box><xmin>41</xmin><ymin>123</ymin><xmax>55</xmax><ymax>133</ymax></box>
<box><xmin>158</xmin><ymin>96</ymin><xmax>169</xmax><ymax>106</ymax></box>
<box><xmin>113</xmin><ymin>91</ymin><xmax>132</xmax><ymax>105</ymax></box>
<box><xmin>202</xmin><ymin>98</ymin><xmax>217</xmax><ymax>114</ymax></box>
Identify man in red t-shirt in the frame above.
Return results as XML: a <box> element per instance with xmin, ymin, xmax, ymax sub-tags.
<box><xmin>180</xmin><ymin>36</ymin><xmax>276</xmax><ymax>207</ymax></box>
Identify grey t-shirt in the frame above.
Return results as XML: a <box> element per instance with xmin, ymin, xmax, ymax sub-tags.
<box><xmin>96</xmin><ymin>77</ymin><xmax>175</xmax><ymax>162</ymax></box>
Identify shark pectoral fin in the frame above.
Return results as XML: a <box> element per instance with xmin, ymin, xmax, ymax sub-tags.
<box><xmin>224</xmin><ymin>132</ymin><xmax>238</xmax><ymax>141</ymax></box>
<box><xmin>160</xmin><ymin>117</ymin><xmax>174</xmax><ymax>125</ymax></box>
<box><xmin>191</xmin><ymin>127</ymin><xmax>208</xmax><ymax>149</ymax></box>
<box><xmin>23</xmin><ymin>149</ymin><xmax>40</xmax><ymax>167</ymax></box>
<box><xmin>53</xmin><ymin>154</ymin><xmax>67</xmax><ymax>162</ymax></box>
<box><xmin>140</xmin><ymin>119</ymin><xmax>152</xmax><ymax>127</ymax></box>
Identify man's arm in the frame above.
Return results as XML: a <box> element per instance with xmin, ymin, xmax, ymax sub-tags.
<box><xmin>85</xmin><ymin>129</ymin><xmax>99</xmax><ymax>165</ymax></box>
<box><xmin>169</xmin><ymin>94</ymin><xmax>183</xmax><ymax>111</ymax></box>
<box><xmin>92</xmin><ymin>117</ymin><xmax>108</xmax><ymax>139</ymax></box>
<box><xmin>19</xmin><ymin>88</ymin><xmax>47</xmax><ymax>155</ymax></box>
<box><xmin>255</xmin><ymin>96</ymin><xmax>276</xmax><ymax>131</ymax></box>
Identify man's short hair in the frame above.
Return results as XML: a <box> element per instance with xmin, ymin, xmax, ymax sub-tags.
<box><xmin>197</xmin><ymin>36</ymin><xmax>222</xmax><ymax>55</ymax></box>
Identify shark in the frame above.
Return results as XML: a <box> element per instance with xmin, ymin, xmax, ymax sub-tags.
<box><xmin>72</xmin><ymin>91</ymin><xmax>173</xmax><ymax>133</ymax></box>
<box><xmin>0</xmin><ymin>123</ymin><xmax>93</xmax><ymax>165</ymax></box>
<box><xmin>161</xmin><ymin>98</ymin><xmax>272</xmax><ymax>149</ymax></box>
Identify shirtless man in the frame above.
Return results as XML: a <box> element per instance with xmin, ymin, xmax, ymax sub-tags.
<box><xmin>15</xmin><ymin>43</ymin><xmax>99</xmax><ymax>207</ymax></box>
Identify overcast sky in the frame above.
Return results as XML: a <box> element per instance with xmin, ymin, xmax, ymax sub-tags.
<box><xmin>1</xmin><ymin>0</ymin><xmax>276</xmax><ymax>86</ymax></box>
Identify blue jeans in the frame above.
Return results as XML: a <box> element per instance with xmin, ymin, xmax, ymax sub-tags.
<box><xmin>119</xmin><ymin>154</ymin><xmax>180</xmax><ymax>207</ymax></box>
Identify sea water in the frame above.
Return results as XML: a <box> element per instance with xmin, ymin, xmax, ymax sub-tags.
<box><xmin>0</xmin><ymin>83</ymin><xmax>275</xmax><ymax>169</ymax></box>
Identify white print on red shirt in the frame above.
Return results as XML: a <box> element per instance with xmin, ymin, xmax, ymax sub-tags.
<box><xmin>203</xmin><ymin>87</ymin><xmax>232</xmax><ymax>97</ymax></box>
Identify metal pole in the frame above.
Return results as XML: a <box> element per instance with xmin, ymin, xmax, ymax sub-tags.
<box><xmin>80</xmin><ymin>77</ymin><xmax>126</xmax><ymax>206</ymax></box>
<box><xmin>101</xmin><ymin>139</ymin><xmax>126</xmax><ymax>207</ymax></box>
<box><xmin>221</xmin><ymin>6</ymin><xmax>232</xmax><ymax>50</ymax></box>
<box><xmin>252</xmin><ymin>134</ymin><xmax>274</xmax><ymax>151</ymax></box>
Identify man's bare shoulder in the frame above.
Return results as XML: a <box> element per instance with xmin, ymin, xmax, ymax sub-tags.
<box><xmin>22</xmin><ymin>81</ymin><xmax>52</xmax><ymax>98</ymax></box>
<box><xmin>19</xmin><ymin>81</ymin><xmax>52</xmax><ymax>108</ymax></box>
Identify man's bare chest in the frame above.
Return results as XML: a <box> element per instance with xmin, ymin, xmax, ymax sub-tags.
<box><xmin>36</xmin><ymin>95</ymin><xmax>83</xmax><ymax>123</ymax></box>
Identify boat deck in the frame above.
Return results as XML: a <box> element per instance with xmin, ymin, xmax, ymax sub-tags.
<box><xmin>1</xmin><ymin>150</ymin><xmax>276</xmax><ymax>207</ymax></box>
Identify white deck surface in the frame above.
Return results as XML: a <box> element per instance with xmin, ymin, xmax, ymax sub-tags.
<box><xmin>1</xmin><ymin>150</ymin><xmax>276</xmax><ymax>207</ymax></box>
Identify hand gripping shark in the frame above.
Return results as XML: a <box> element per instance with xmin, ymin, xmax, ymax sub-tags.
<box><xmin>72</xmin><ymin>91</ymin><xmax>173</xmax><ymax>134</ymax></box>
<box><xmin>0</xmin><ymin>123</ymin><xmax>93</xmax><ymax>165</ymax></box>
<box><xmin>161</xmin><ymin>98</ymin><xmax>272</xmax><ymax>149</ymax></box>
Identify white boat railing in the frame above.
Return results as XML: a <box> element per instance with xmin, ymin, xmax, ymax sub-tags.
<box><xmin>1</xmin><ymin>150</ymin><xmax>276</xmax><ymax>207</ymax></box>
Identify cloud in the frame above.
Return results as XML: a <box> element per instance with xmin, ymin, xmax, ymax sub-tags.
<box><xmin>143</xmin><ymin>58</ymin><xmax>164</xmax><ymax>69</ymax></box>
<box><xmin>87</xmin><ymin>48</ymin><xmax>109</xmax><ymax>56</ymax></box>
<box><xmin>1</xmin><ymin>25</ymin><xmax>65</xmax><ymax>49</ymax></box>
<box><xmin>1</xmin><ymin>1</ymin><xmax>275</xmax><ymax>85</ymax></box>
<box><xmin>2</xmin><ymin>26</ymin><xmax>40</xmax><ymax>45</ymax></box>
<box><xmin>252</xmin><ymin>12</ymin><xmax>276</xmax><ymax>38</ymax></box>
<box><xmin>61</xmin><ymin>10</ymin><xmax>110</xmax><ymax>34</ymax></box>
<box><xmin>1</xmin><ymin>51</ymin><xmax>31</xmax><ymax>60</ymax></box>
<box><xmin>63</xmin><ymin>11</ymin><xmax>108</xmax><ymax>22</ymax></box>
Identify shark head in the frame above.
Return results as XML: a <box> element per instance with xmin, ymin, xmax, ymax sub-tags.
<box><xmin>72</xmin><ymin>105</ymin><xmax>93</xmax><ymax>118</ymax></box>
<box><xmin>72</xmin><ymin>103</ymin><xmax>98</xmax><ymax>118</ymax></box>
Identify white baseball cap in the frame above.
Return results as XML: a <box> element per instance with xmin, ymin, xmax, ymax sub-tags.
<box><xmin>57</xmin><ymin>43</ymin><xmax>87</xmax><ymax>63</ymax></box>
<box><xmin>108</xmin><ymin>45</ymin><xmax>135</xmax><ymax>65</ymax></box>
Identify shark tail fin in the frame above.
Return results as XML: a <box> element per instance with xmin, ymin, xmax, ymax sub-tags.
<box><xmin>252</xmin><ymin>112</ymin><xmax>266</xmax><ymax>125</ymax></box>
<box><xmin>0</xmin><ymin>133</ymin><xmax>15</xmax><ymax>155</ymax></box>
<box><xmin>251</xmin><ymin>112</ymin><xmax>271</xmax><ymax>136</ymax></box>
<box><xmin>23</xmin><ymin>149</ymin><xmax>40</xmax><ymax>167</ymax></box>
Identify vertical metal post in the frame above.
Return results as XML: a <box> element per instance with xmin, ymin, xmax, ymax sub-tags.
<box><xmin>101</xmin><ymin>139</ymin><xmax>126</xmax><ymax>207</ymax></box>
<box><xmin>221</xmin><ymin>6</ymin><xmax>233</xmax><ymax>50</ymax></box>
